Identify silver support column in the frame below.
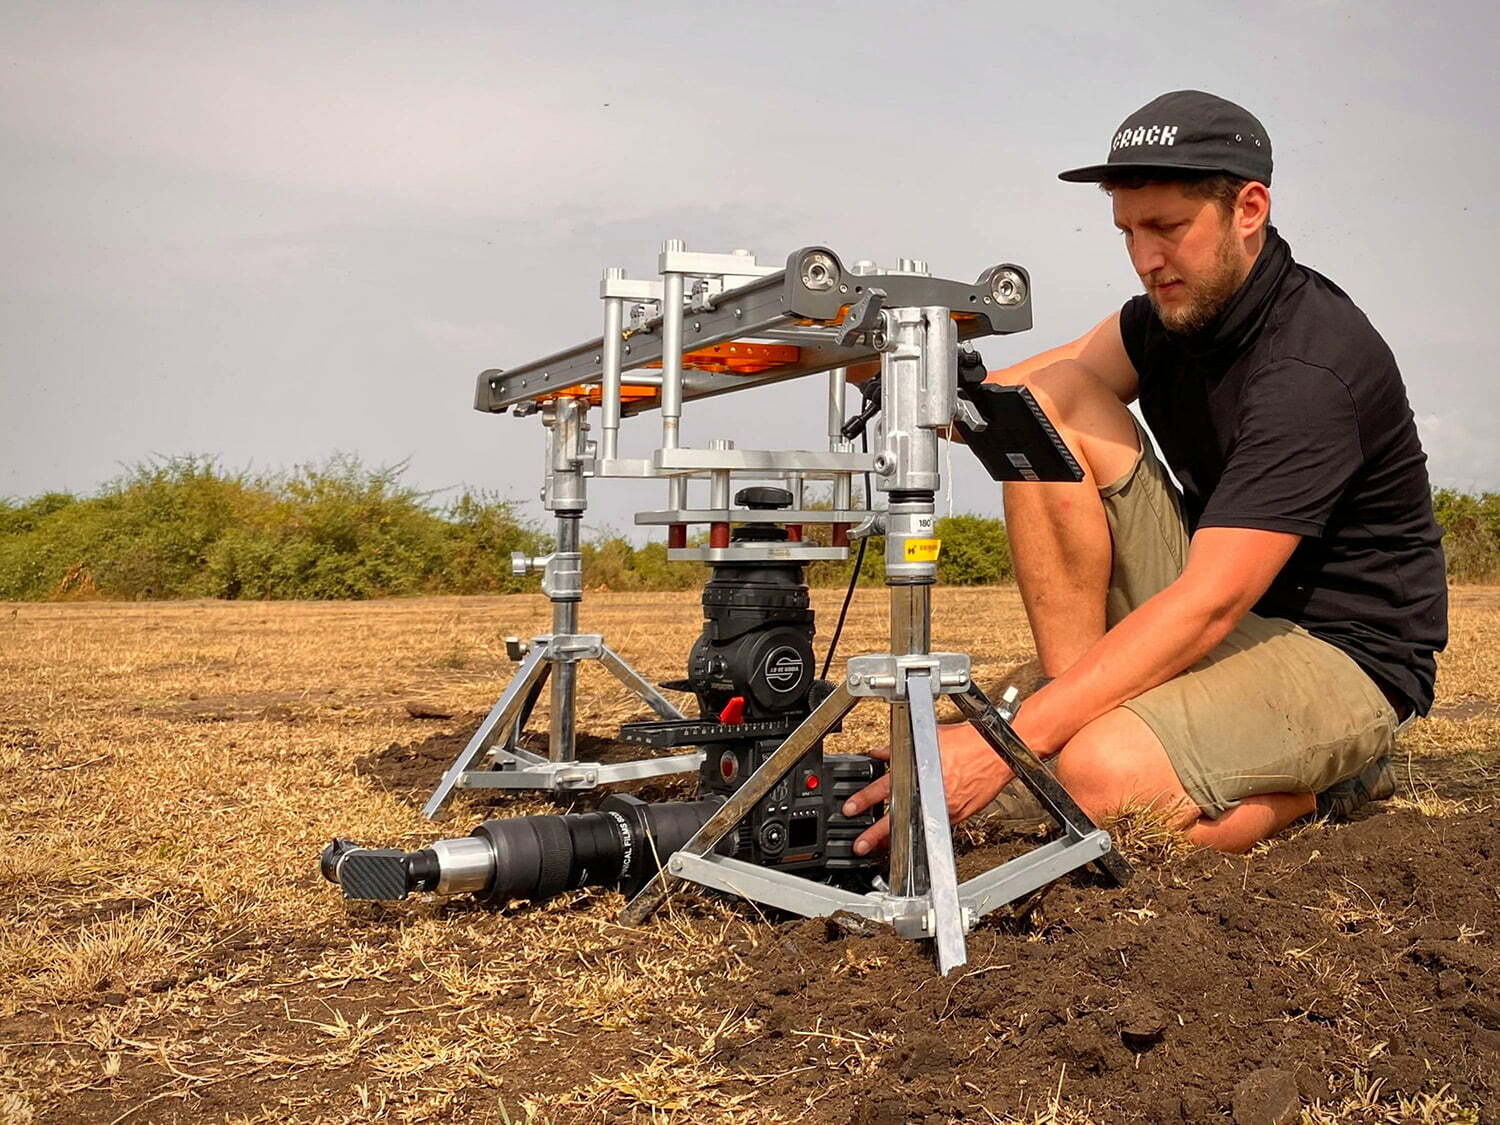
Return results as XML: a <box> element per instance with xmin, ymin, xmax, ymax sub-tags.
<box><xmin>828</xmin><ymin>368</ymin><xmax>852</xmax><ymax>510</ymax></box>
<box><xmin>886</xmin><ymin>583</ymin><xmax>929</xmax><ymax>898</ymax></box>
<box><xmin>908</xmin><ymin>677</ymin><xmax>967</xmax><ymax>973</ymax></box>
<box><xmin>599</xmin><ymin>267</ymin><xmax>626</xmax><ymax>462</ymax></box>
<box><xmin>548</xmin><ymin>512</ymin><xmax>581</xmax><ymax>762</ymax></box>
<box><xmin>545</xmin><ymin>398</ymin><xmax>586</xmax><ymax>763</ymax></box>
<box><xmin>659</xmin><ymin>239</ymin><xmax>687</xmax><ymax>510</ymax></box>
<box><xmin>708</xmin><ymin>439</ymin><xmax>733</xmax><ymax>509</ymax></box>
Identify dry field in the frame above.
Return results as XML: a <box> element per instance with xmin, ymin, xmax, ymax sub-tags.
<box><xmin>2</xmin><ymin>588</ymin><xmax>1498</xmax><ymax>1124</ymax></box>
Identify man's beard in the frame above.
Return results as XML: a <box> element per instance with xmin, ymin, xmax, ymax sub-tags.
<box><xmin>1148</xmin><ymin>226</ymin><xmax>1247</xmax><ymax>336</ymax></box>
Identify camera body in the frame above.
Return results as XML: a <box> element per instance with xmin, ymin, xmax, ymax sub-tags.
<box><xmin>697</xmin><ymin>739</ymin><xmax>876</xmax><ymax>876</ymax></box>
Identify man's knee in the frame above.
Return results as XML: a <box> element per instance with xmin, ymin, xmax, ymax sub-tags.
<box><xmin>1054</xmin><ymin>708</ymin><xmax>1198</xmax><ymax>825</ymax></box>
<box><xmin>995</xmin><ymin>361</ymin><xmax>1140</xmax><ymax>485</ymax></box>
<box><xmin>1054</xmin><ymin>732</ymin><xmax>1124</xmax><ymax>820</ymax></box>
<box><xmin>995</xmin><ymin>359</ymin><xmax>1100</xmax><ymax>423</ymax></box>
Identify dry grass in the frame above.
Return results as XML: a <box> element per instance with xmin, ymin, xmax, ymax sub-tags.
<box><xmin>1</xmin><ymin>588</ymin><xmax>1496</xmax><ymax>1123</ymax></box>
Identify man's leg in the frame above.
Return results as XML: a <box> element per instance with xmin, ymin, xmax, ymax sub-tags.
<box><xmin>998</xmin><ymin>362</ymin><xmax>1145</xmax><ymax>676</ymax></box>
<box><xmin>1053</xmin><ymin>707</ymin><xmax>1316</xmax><ymax>854</ymax></box>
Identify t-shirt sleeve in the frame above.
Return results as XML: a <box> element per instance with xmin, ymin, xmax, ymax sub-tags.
<box><xmin>1118</xmin><ymin>295</ymin><xmax>1153</xmax><ymax>378</ymax></box>
<box><xmin>1197</xmin><ymin>360</ymin><xmax>1363</xmax><ymax>536</ymax></box>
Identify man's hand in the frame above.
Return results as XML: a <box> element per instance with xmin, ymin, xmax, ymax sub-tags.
<box><xmin>841</xmin><ymin>722</ymin><xmax>1015</xmax><ymax>856</ymax></box>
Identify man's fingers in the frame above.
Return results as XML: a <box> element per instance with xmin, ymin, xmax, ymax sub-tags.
<box><xmin>853</xmin><ymin>813</ymin><xmax>890</xmax><ymax>856</ymax></box>
<box><xmin>867</xmin><ymin>744</ymin><xmax>891</xmax><ymax>761</ymax></box>
<box><xmin>843</xmin><ymin>773</ymin><xmax>890</xmax><ymax>817</ymax></box>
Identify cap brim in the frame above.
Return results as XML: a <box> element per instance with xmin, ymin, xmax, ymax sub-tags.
<box><xmin>1058</xmin><ymin>159</ymin><xmax>1268</xmax><ymax>183</ymax></box>
<box><xmin>1056</xmin><ymin>163</ymin><xmax>1116</xmax><ymax>183</ymax></box>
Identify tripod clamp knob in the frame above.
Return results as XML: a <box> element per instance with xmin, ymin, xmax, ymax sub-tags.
<box><xmin>835</xmin><ymin>287</ymin><xmax>888</xmax><ymax>348</ymax></box>
<box><xmin>995</xmin><ymin>685</ymin><xmax>1022</xmax><ymax>723</ymax></box>
<box><xmin>511</xmin><ymin>551</ymin><xmax>549</xmax><ymax>577</ymax></box>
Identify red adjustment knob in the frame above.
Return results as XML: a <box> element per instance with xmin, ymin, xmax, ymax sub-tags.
<box><xmin>805</xmin><ymin>773</ymin><xmax>819</xmax><ymax>790</ymax></box>
<box><xmin>718</xmin><ymin>696</ymin><xmax>746</xmax><ymax>724</ymax></box>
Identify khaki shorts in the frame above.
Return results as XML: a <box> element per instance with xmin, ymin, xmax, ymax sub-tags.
<box><xmin>1102</xmin><ymin>419</ymin><xmax>1399</xmax><ymax>818</ymax></box>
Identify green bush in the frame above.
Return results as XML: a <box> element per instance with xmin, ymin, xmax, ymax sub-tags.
<box><xmin>0</xmin><ymin>457</ymin><xmax>261</xmax><ymax>599</ymax></box>
<box><xmin>0</xmin><ymin>492</ymin><xmax>77</xmax><ymax>537</ymax></box>
<box><xmin>199</xmin><ymin>456</ymin><xmax>459</xmax><ymax>600</ymax></box>
<box><xmin>1431</xmin><ymin>488</ymin><xmax>1500</xmax><ymax>583</ymax></box>
<box><xmin>0</xmin><ymin>456</ymin><xmax>544</xmax><ymax>601</ymax></box>
<box><xmin>934</xmin><ymin>514</ymin><xmax>1012</xmax><ymax>585</ymax></box>
<box><xmin>440</xmin><ymin>489</ymin><xmax>548</xmax><ymax>594</ymax></box>
<box><xmin>580</xmin><ymin>536</ymin><xmax>700</xmax><ymax>592</ymax></box>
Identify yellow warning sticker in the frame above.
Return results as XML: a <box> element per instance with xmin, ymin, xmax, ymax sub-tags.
<box><xmin>903</xmin><ymin>538</ymin><xmax>941</xmax><ymax>563</ymax></box>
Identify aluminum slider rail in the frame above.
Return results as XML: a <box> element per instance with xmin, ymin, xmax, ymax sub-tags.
<box><xmin>473</xmin><ymin>247</ymin><xmax>1032</xmax><ymax>415</ymax></box>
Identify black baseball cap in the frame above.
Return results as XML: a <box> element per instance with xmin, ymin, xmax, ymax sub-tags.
<box><xmin>1058</xmin><ymin>90</ymin><xmax>1273</xmax><ymax>185</ymax></box>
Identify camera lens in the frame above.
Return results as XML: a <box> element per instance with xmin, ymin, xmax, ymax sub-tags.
<box><xmin>322</xmin><ymin>795</ymin><xmax>722</xmax><ymax>905</ymax></box>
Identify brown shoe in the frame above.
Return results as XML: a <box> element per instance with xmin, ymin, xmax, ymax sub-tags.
<box><xmin>982</xmin><ymin>775</ymin><xmax>1053</xmax><ymax>830</ymax></box>
<box><xmin>1315</xmin><ymin>755</ymin><xmax>1396</xmax><ymax>821</ymax></box>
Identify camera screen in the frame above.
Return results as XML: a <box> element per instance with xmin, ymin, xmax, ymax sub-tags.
<box><xmin>788</xmin><ymin>815</ymin><xmax>817</xmax><ymax>848</ymax></box>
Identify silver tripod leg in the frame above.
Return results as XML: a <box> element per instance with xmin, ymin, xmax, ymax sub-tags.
<box><xmin>619</xmin><ymin>683</ymin><xmax>859</xmax><ymax>926</ymax></box>
<box><xmin>953</xmin><ymin>683</ymin><xmax>1133</xmax><ymax>887</ymax></box>
<box><xmin>598</xmin><ymin>645</ymin><xmax>685</xmax><ymax>720</ymax></box>
<box><xmin>907</xmin><ymin>676</ymin><xmax>967</xmax><ymax>975</ymax></box>
<box><xmin>503</xmin><ymin>663</ymin><xmax>551</xmax><ymax>753</ymax></box>
<box><xmin>421</xmin><ymin>644</ymin><xmax>551</xmax><ymax>820</ymax></box>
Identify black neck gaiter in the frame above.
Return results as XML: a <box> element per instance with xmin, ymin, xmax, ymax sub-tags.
<box><xmin>1179</xmin><ymin>225</ymin><xmax>1294</xmax><ymax>362</ymax></box>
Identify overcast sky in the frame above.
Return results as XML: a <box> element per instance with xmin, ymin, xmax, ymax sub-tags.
<box><xmin>3</xmin><ymin>0</ymin><xmax>1496</xmax><ymax>536</ymax></box>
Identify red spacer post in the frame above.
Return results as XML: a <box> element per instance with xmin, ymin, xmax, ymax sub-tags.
<box><xmin>710</xmin><ymin>522</ymin><xmax>730</xmax><ymax>548</ymax></box>
<box><xmin>787</xmin><ymin>524</ymin><xmax>803</xmax><ymax>542</ymax></box>
<box><xmin>832</xmin><ymin>523</ymin><xmax>850</xmax><ymax>547</ymax></box>
<box><xmin>668</xmin><ymin>524</ymin><xmax>687</xmax><ymax>549</ymax></box>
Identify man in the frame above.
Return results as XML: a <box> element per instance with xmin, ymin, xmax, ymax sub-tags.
<box><xmin>845</xmin><ymin>90</ymin><xmax>1448</xmax><ymax>854</ymax></box>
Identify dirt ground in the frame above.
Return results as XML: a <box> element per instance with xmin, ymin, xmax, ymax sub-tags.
<box><xmin>2</xmin><ymin>587</ymin><xmax>1497</xmax><ymax>1124</ymax></box>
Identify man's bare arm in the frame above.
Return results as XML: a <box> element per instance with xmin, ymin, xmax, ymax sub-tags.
<box><xmin>1011</xmin><ymin>526</ymin><xmax>1302</xmax><ymax>755</ymax></box>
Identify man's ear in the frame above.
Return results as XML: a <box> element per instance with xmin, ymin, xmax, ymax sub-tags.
<box><xmin>1235</xmin><ymin>181</ymin><xmax>1271</xmax><ymax>239</ymax></box>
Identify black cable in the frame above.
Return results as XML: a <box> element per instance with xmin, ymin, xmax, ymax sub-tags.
<box><xmin>820</xmin><ymin>429</ymin><xmax>872</xmax><ymax>680</ymax></box>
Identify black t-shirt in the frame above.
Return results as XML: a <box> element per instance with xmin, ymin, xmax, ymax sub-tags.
<box><xmin>1119</xmin><ymin>227</ymin><xmax>1447</xmax><ymax>716</ymax></box>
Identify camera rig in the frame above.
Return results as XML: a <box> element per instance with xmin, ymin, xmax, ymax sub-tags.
<box><xmin>348</xmin><ymin>242</ymin><xmax>1132</xmax><ymax>975</ymax></box>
